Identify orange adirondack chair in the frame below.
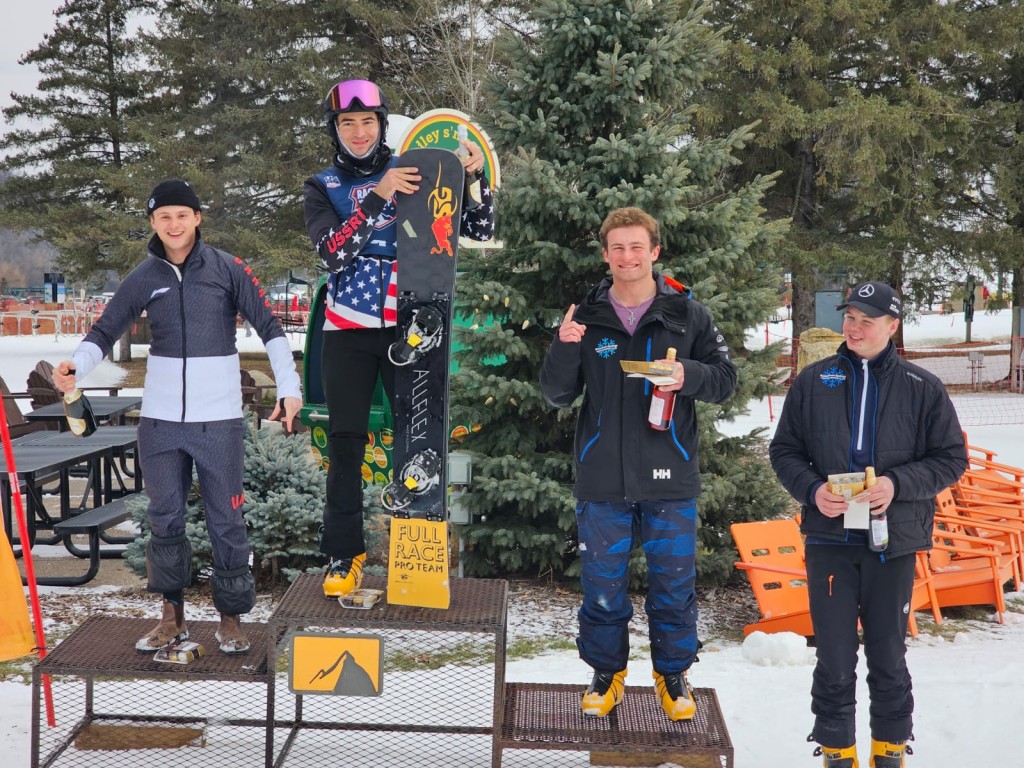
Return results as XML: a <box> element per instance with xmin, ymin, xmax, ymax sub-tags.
<box><xmin>937</xmin><ymin>487</ymin><xmax>1024</xmax><ymax>592</ymax></box>
<box><xmin>731</xmin><ymin>518</ymin><xmax>937</xmax><ymax>638</ymax></box>
<box><xmin>926</xmin><ymin>519</ymin><xmax>1014</xmax><ymax>623</ymax></box>
<box><xmin>731</xmin><ymin>519</ymin><xmax>814</xmax><ymax>637</ymax></box>
<box><xmin>960</xmin><ymin>430</ymin><xmax>1024</xmax><ymax>498</ymax></box>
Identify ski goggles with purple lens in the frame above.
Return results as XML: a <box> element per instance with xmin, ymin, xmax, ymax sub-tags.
<box><xmin>326</xmin><ymin>80</ymin><xmax>385</xmax><ymax>112</ymax></box>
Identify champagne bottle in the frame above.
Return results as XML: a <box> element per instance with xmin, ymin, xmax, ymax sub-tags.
<box><xmin>647</xmin><ymin>348</ymin><xmax>677</xmax><ymax>431</ymax></box>
<box><xmin>63</xmin><ymin>368</ymin><xmax>98</xmax><ymax>437</ymax></box>
<box><xmin>865</xmin><ymin>466</ymin><xmax>889</xmax><ymax>552</ymax></box>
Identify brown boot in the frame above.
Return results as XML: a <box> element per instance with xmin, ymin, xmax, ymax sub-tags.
<box><xmin>135</xmin><ymin>599</ymin><xmax>188</xmax><ymax>652</ymax></box>
<box><xmin>215</xmin><ymin>614</ymin><xmax>250</xmax><ymax>654</ymax></box>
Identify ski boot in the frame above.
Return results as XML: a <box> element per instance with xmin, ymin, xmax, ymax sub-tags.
<box><xmin>215</xmin><ymin>614</ymin><xmax>250</xmax><ymax>654</ymax></box>
<box><xmin>381</xmin><ymin>449</ymin><xmax>443</xmax><ymax>517</ymax></box>
<box><xmin>813</xmin><ymin>744</ymin><xmax>859</xmax><ymax>768</ymax></box>
<box><xmin>323</xmin><ymin>553</ymin><xmax>366</xmax><ymax>598</ymax></box>
<box><xmin>135</xmin><ymin>599</ymin><xmax>188</xmax><ymax>652</ymax></box>
<box><xmin>869</xmin><ymin>739</ymin><xmax>910</xmax><ymax>768</ymax></box>
<box><xmin>653</xmin><ymin>670</ymin><xmax>697</xmax><ymax>721</ymax></box>
<box><xmin>581</xmin><ymin>669</ymin><xmax>626</xmax><ymax>717</ymax></box>
<box><xmin>388</xmin><ymin>305</ymin><xmax>444</xmax><ymax>366</ymax></box>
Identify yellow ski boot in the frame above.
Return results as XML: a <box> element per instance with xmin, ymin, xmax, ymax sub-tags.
<box><xmin>653</xmin><ymin>670</ymin><xmax>697</xmax><ymax>721</ymax></box>
<box><xmin>580</xmin><ymin>669</ymin><xmax>626</xmax><ymax>717</ymax></box>
<box><xmin>869</xmin><ymin>739</ymin><xmax>909</xmax><ymax>768</ymax></box>
<box><xmin>814</xmin><ymin>745</ymin><xmax>859</xmax><ymax>768</ymax></box>
<box><xmin>323</xmin><ymin>553</ymin><xmax>366</xmax><ymax>598</ymax></box>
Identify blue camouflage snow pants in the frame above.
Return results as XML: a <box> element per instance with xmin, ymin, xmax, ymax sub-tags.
<box><xmin>575</xmin><ymin>499</ymin><xmax>698</xmax><ymax>675</ymax></box>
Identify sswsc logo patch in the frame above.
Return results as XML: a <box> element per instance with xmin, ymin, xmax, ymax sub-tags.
<box><xmin>596</xmin><ymin>337</ymin><xmax>618</xmax><ymax>359</ymax></box>
<box><xmin>820</xmin><ymin>366</ymin><xmax>846</xmax><ymax>389</ymax></box>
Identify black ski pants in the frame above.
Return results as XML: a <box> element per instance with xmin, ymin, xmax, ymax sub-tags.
<box><xmin>321</xmin><ymin>327</ymin><xmax>395</xmax><ymax>560</ymax></box>
<box><xmin>805</xmin><ymin>544</ymin><xmax>917</xmax><ymax>749</ymax></box>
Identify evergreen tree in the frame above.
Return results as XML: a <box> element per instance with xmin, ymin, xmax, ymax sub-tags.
<box><xmin>0</xmin><ymin>0</ymin><xmax>159</xmax><ymax>283</ymax></box>
<box><xmin>956</xmin><ymin>1</ymin><xmax>1024</xmax><ymax>358</ymax></box>
<box><xmin>128</xmin><ymin>0</ymin><xmax>488</xmax><ymax>278</ymax></box>
<box><xmin>702</xmin><ymin>1</ymin><xmax>980</xmax><ymax>344</ymax></box>
<box><xmin>125</xmin><ymin>0</ymin><xmax>330</xmax><ymax>278</ymax></box>
<box><xmin>451</xmin><ymin>0</ymin><xmax>790</xmax><ymax>586</ymax></box>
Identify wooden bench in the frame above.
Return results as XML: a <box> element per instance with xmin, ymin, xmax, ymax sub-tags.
<box><xmin>35</xmin><ymin>492</ymin><xmax>145</xmax><ymax>587</ymax></box>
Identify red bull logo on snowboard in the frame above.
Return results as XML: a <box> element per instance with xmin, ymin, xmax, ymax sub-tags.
<box><xmin>426</xmin><ymin>161</ymin><xmax>457</xmax><ymax>257</ymax></box>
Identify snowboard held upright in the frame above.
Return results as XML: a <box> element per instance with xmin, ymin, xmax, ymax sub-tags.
<box><xmin>384</xmin><ymin>148</ymin><xmax>464</xmax><ymax>609</ymax></box>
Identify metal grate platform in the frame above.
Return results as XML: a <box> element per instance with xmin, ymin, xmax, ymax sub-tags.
<box><xmin>37</xmin><ymin>616</ymin><xmax>270</xmax><ymax>678</ymax></box>
<box><xmin>499</xmin><ymin>684</ymin><xmax>733</xmax><ymax>766</ymax></box>
<box><xmin>268</xmin><ymin>574</ymin><xmax>509</xmax><ymax>768</ymax></box>
<box><xmin>270</xmin><ymin>573</ymin><xmax>507</xmax><ymax>632</ymax></box>
<box><xmin>30</xmin><ymin>581</ymin><xmax>736</xmax><ymax>767</ymax></box>
<box><xmin>32</xmin><ymin>617</ymin><xmax>273</xmax><ymax>768</ymax></box>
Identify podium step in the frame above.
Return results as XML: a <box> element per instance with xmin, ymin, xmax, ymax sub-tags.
<box><xmin>499</xmin><ymin>683</ymin><xmax>733</xmax><ymax>767</ymax></box>
<box><xmin>271</xmin><ymin>573</ymin><xmax>507</xmax><ymax>632</ymax></box>
<box><xmin>32</xmin><ymin>617</ymin><xmax>273</xmax><ymax>768</ymax></box>
<box><xmin>37</xmin><ymin>616</ymin><xmax>270</xmax><ymax>678</ymax></box>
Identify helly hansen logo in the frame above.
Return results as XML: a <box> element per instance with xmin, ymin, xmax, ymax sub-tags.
<box><xmin>231</xmin><ymin>493</ymin><xmax>245</xmax><ymax>511</ymax></box>
<box><xmin>653</xmin><ymin>468</ymin><xmax>671</xmax><ymax>480</ymax></box>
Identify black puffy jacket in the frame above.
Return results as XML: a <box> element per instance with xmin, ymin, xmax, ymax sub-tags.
<box><xmin>769</xmin><ymin>342</ymin><xmax>967</xmax><ymax>558</ymax></box>
<box><xmin>540</xmin><ymin>274</ymin><xmax>736</xmax><ymax>502</ymax></box>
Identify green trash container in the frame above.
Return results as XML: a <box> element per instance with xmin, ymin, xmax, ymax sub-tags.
<box><xmin>301</xmin><ymin>276</ymin><xmax>394</xmax><ymax>486</ymax></box>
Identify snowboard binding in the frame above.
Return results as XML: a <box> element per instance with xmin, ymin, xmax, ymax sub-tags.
<box><xmin>381</xmin><ymin>448</ymin><xmax>444</xmax><ymax>519</ymax></box>
<box><xmin>388</xmin><ymin>304</ymin><xmax>445</xmax><ymax>366</ymax></box>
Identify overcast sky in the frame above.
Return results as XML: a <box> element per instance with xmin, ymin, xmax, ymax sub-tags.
<box><xmin>0</xmin><ymin>2</ymin><xmax>63</xmax><ymax>118</ymax></box>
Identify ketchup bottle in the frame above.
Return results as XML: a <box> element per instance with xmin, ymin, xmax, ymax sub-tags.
<box><xmin>648</xmin><ymin>348</ymin><xmax>677</xmax><ymax>431</ymax></box>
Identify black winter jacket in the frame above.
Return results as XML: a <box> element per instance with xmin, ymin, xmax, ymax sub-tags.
<box><xmin>769</xmin><ymin>342</ymin><xmax>967</xmax><ymax>558</ymax></box>
<box><xmin>540</xmin><ymin>274</ymin><xmax>736</xmax><ymax>502</ymax></box>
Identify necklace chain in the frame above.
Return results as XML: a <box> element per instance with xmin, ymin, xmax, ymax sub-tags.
<box><xmin>609</xmin><ymin>290</ymin><xmax>650</xmax><ymax>326</ymax></box>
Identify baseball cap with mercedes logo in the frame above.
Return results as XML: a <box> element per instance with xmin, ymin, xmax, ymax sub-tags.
<box><xmin>837</xmin><ymin>281</ymin><xmax>902</xmax><ymax>319</ymax></box>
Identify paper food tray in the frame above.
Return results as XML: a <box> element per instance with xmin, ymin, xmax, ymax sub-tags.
<box><xmin>339</xmin><ymin>588</ymin><xmax>384</xmax><ymax>610</ymax></box>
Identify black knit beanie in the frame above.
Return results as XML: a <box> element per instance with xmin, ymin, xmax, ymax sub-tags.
<box><xmin>146</xmin><ymin>179</ymin><xmax>202</xmax><ymax>215</ymax></box>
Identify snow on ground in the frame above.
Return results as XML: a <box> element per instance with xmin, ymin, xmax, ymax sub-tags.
<box><xmin>3</xmin><ymin>314</ymin><xmax>1024</xmax><ymax>766</ymax></box>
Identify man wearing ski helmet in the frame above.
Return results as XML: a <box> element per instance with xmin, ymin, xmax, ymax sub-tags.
<box><xmin>303</xmin><ymin>79</ymin><xmax>495</xmax><ymax>597</ymax></box>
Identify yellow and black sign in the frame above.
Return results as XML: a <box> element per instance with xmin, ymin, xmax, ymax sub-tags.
<box><xmin>387</xmin><ymin>517</ymin><xmax>450</xmax><ymax>609</ymax></box>
<box><xmin>289</xmin><ymin>632</ymin><xmax>383</xmax><ymax>697</ymax></box>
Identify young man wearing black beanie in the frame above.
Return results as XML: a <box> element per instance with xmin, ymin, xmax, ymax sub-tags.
<box><xmin>54</xmin><ymin>178</ymin><xmax>303</xmax><ymax>654</ymax></box>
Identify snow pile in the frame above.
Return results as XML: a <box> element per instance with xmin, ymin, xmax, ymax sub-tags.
<box><xmin>741</xmin><ymin>630</ymin><xmax>814</xmax><ymax>666</ymax></box>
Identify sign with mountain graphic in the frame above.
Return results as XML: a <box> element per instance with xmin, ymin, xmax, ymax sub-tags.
<box><xmin>289</xmin><ymin>633</ymin><xmax>383</xmax><ymax>696</ymax></box>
